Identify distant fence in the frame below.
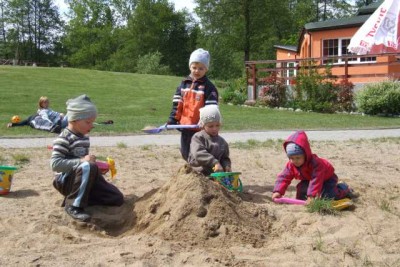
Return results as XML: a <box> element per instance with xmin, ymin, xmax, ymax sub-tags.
<box><xmin>245</xmin><ymin>53</ymin><xmax>400</xmax><ymax>100</ymax></box>
<box><xmin>0</xmin><ymin>59</ymin><xmax>68</xmax><ymax>67</ymax></box>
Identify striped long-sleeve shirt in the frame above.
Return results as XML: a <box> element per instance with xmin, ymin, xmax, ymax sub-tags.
<box><xmin>50</xmin><ymin>128</ymin><xmax>90</xmax><ymax>174</ymax></box>
<box><xmin>168</xmin><ymin>75</ymin><xmax>218</xmax><ymax>125</ymax></box>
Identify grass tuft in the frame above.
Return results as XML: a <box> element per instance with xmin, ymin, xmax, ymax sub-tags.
<box><xmin>379</xmin><ymin>199</ymin><xmax>392</xmax><ymax>212</ymax></box>
<box><xmin>12</xmin><ymin>154</ymin><xmax>30</xmax><ymax>166</ymax></box>
<box><xmin>312</xmin><ymin>229</ymin><xmax>324</xmax><ymax>252</ymax></box>
<box><xmin>117</xmin><ymin>142</ymin><xmax>128</xmax><ymax>148</ymax></box>
<box><xmin>306</xmin><ymin>198</ymin><xmax>338</xmax><ymax>215</ymax></box>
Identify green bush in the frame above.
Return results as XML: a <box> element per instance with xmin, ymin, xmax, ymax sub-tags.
<box><xmin>298</xmin><ymin>100</ymin><xmax>335</xmax><ymax>113</ymax></box>
<box><xmin>290</xmin><ymin>61</ymin><xmax>355</xmax><ymax>113</ymax></box>
<box><xmin>356</xmin><ymin>81</ymin><xmax>400</xmax><ymax>115</ymax></box>
<box><xmin>221</xmin><ymin>77</ymin><xmax>247</xmax><ymax>105</ymax></box>
<box><xmin>136</xmin><ymin>51</ymin><xmax>171</xmax><ymax>75</ymax></box>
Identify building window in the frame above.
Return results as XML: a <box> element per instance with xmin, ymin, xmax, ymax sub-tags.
<box><xmin>323</xmin><ymin>39</ymin><xmax>339</xmax><ymax>64</ymax></box>
<box><xmin>323</xmin><ymin>38</ymin><xmax>376</xmax><ymax>64</ymax></box>
<box><xmin>284</xmin><ymin>62</ymin><xmax>297</xmax><ymax>86</ymax></box>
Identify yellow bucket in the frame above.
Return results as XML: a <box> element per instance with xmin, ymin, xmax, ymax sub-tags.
<box><xmin>0</xmin><ymin>166</ymin><xmax>17</xmax><ymax>195</ymax></box>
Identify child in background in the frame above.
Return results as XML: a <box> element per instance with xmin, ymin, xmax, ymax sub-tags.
<box><xmin>167</xmin><ymin>48</ymin><xmax>219</xmax><ymax>161</ymax></box>
<box><xmin>7</xmin><ymin>96</ymin><xmax>67</xmax><ymax>133</ymax></box>
<box><xmin>272</xmin><ymin>130</ymin><xmax>356</xmax><ymax>204</ymax></box>
<box><xmin>188</xmin><ymin>105</ymin><xmax>231</xmax><ymax>176</ymax></box>
<box><xmin>35</xmin><ymin>96</ymin><xmax>68</xmax><ymax>131</ymax></box>
<box><xmin>51</xmin><ymin>95</ymin><xmax>123</xmax><ymax>222</ymax></box>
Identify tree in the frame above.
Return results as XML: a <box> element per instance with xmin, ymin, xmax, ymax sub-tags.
<box><xmin>64</xmin><ymin>0</ymin><xmax>116</xmax><ymax>68</ymax></box>
<box><xmin>355</xmin><ymin>0</ymin><xmax>377</xmax><ymax>7</ymax></box>
<box><xmin>0</xmin><ymin>0</ymin><xmax>62</xmax><ymax>64</ymax></box>
<box><xmin>194</xmin><ymin>0</ymin><xmax>297</xmax><ymax>79</ymax></box>
<box><xmin>124</xmin><ymin>0</ymin><xmax>193</xmax><ymax>75</ymax></box>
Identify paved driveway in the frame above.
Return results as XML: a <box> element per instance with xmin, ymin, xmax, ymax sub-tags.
<box><xmin>1</xmin><ymin>128</ymin><xmax>399</xmax><ymax>148</ymax></box>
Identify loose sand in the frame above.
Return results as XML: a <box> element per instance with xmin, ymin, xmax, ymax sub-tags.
<box><xmin>0</xmin><ymin>138</ymin><xmax>399</xmax><ymax>266</ymax></box>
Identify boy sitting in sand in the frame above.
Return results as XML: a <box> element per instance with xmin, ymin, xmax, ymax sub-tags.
<box><xmin>272</xmin><ymin>130</ymin><xmax>356</xmax><ymax>204</ymax></box>
<box><xmin>188</xmin><ymin>105</ymin><xmax>231</xmax><ymax>176</ymax></box>
<box><xmin>50</xmin><ymin>95</ymin><xmax>124</xmax><ymax>222</ymax></box>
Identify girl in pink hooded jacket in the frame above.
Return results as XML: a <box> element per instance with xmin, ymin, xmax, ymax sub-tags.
<box><xmin>272</xmin><ymin>130</ymin><xmax>353</xmax><ymax>204</ymax></box>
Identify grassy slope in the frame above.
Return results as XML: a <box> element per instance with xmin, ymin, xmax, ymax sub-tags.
<box><xmin>1</xmin><ymin>66</ymin><xmax>399</xmax><ymax>137</ymax></box>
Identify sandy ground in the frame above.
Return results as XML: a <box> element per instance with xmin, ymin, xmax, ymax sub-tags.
<box><xmin>0</xmin><ymin>137</ymin><xmax>399</xmax><ymax>267</ymax></box>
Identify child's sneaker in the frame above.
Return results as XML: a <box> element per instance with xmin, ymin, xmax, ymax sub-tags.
<box><xmin>337</xmin><ymin>182</ymin><xmax>359</xmax><ymax>199</ymax></box>
<box><xmin>346</xmin><ymin>188</ymin><xmax>359</xmax><ymax>199</ymax></box>
<box><xmin>65</xmin><ymin>205</ymin><xmax>91</xmax><ymax>222</ymax></box>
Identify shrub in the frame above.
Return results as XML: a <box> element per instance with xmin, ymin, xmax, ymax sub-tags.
<box><xmin>221</xmin><ymin>77</ymin><xmax>247</xmax><ymax>105</ymax></box>
<box><xmin>257</xmin><ymin>72</ymin><xmax>287</xmax><ymax>107</ymax></box>
<box><xmin>290</xmin><ymin>61</ymin><xmax>355</xmax><ymax>113</ymax></box>
<box><xmin>299</xmin><ymin>100</ymin><xmax>335</xmax><ymax>113</ymax></box>
<box><xmin>356</xmin><ymin>80</ymin><xmax>400</xmax><ymax>115</ymax></box>
<box><xmin>136</xmin><ymin>51</ymin><xmax>171</xmax><ymax>75</ymax></box>
<box><xmin>336</xmin><ymin>79</ymin><xmax>355</xmax><ymax>112</ymax></box>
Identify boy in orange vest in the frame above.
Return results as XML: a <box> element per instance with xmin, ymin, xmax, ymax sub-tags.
<box><xmin>167</xmin><ymin>48</ymin><xmax>219</xmax><ymax>161</ymax></box>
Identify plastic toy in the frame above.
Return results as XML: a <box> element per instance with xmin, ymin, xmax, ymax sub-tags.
<box><xmin>273</xmin><ymin>197</ymin><xmax>306</xmax><ymax>205</ymax></box>
<box><xmin>209</xmin><ymin>172</ymin><xmax>243</xmax><ymax>192</ymax></box>
<box><xmin>106</xmin><ymin>157</ymin><xmax>117</xmax><ymax>179</ymax></box>
<box><xmin>0</xmin><ymin>165</ymin><xmax>18</xmax><ymax>195</ymax></box>
<box><xmin>142</xmin><ymin>124</ymin><xmax>199</xmax><ymax>134</ymax></box>
<box><xmin>94</xmin><ymin>120</ymin><xmax>114</xmax><ymax>126</ymax></box>
<box><xmin>11</xmin><ymin>115</ymin><xmax>20</xmax><ymax>124</ymax></box>
<box><xmin>46</xmin><ymin>146</ymin><xmax>117</xmax><ymax>179</ymax></box>
<box><xmin>96</xmin><ymin>157</ymin><xmax>117</xmax><ymax>180</ymax></box>
<box><xmin>273</xmin><ymin>197</ymin><xmax>354</xmax><ymax>210</ymax></box>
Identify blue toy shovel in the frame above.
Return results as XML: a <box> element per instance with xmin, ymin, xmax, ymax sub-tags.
<box><xmin>142</xmin><ymin>124</ymin><xmax>199</xmax><ymax>134</ymax></box>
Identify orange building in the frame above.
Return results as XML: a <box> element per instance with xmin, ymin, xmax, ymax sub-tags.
<box><xmin>274</xmin><ymin>1</ymin><xmax>400</xmax><ymax>85</ymax></box>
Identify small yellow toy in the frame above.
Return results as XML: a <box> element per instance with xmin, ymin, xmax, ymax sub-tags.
<box><xmin>11</xmin><ymin>115</ymin><xmax>20</xmax><ymax>124</ymax></box>
<box><xmin>106</xmin><ymin>157</ymin><xmax>117</xmax><ymax>180</ymax></box>
<box><xmin>96</xmin><ymin>157</ymin><xmax>117</xmax><ymax>180</ymax></box>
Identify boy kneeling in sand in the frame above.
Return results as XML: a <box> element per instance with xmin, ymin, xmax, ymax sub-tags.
<box><xmin>272</xmin><ymin>130</ymin><xmax>357</xmax><ymax>204</ymax></box>
<box><xmin>188</xmin><ymin>105</ymin><xmax>231</xmax><ymax>176</ymax></box>
<box><xmin>50</xmin><ymin>95</ymin><xmax>124</xmax><ymax>222</ymax></box>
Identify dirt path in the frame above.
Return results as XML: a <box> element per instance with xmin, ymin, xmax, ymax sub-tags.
<box><xmin>1</xmin><ymin>128</ymin><xmax>399</xmax><ymax>148</ymax></box>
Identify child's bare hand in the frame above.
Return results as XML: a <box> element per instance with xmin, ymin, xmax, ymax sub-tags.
<box><xmin>272</xmin><ymin>192</ymin><xmax>282</xmax><ymax>200</ymax></box>
<box><xmin>213</xmin><ymin>163</ymin><xmax>223</xmax><ymax>172</ymax></box>
<box><xmin>82</xmin><ymin>154</ymin><xmax>96</xmax><ymax>163</ymax></box>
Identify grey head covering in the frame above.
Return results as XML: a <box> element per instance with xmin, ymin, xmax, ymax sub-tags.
<box><xmin>189</xmin><ymin>48</ymin><xmax>210</xmax><ymax>70</ymax></box>
<box><xmin>66</xmin><ymin>94</ymin><xmax>98</xmax><ymax>122</ymax></box>
<box><xmin>199</xmin><ymin>105</ymin><xmax>221</xmax><ymax>127</ymax></box>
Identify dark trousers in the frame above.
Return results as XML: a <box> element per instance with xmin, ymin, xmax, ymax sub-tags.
<box><xmin>296</xmin><ymin>174</ymin><xmax>348</xmax><ymax>200</ymax></box>
<box><xmin>180</xmin><ymin>129</ymin><xmax>196</xmax><ymax>162</ymax></box>
<box><xmin>53</xmin><ymin>162</ymin><xmax>124</xmax><ymax>208</ymax></box>
<box><xmin>11</xmin><ymin>114</ymin><xmax>37</xmax><ymax>127</ymax></box>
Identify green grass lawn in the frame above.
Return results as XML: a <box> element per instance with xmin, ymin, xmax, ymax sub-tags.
<box><xmin>1</xmin><ymin>66</ymin><xmax>399</xmax><ymax>137</ymax></box>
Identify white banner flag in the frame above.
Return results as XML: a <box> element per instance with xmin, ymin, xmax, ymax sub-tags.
<box><xmin>348</xmin><ymin>0</ymin><xmax>400</xmax><ymax>55</ymax></box>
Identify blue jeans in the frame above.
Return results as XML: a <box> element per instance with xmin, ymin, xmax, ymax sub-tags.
<box><xmin>296</xmin><ymin>174</ymin><xmax>349</xmax><ymax>200</ymax></box>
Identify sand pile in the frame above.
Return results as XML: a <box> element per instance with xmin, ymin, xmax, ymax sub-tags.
<box><xmin>130</xmin><ymin>165</ymin><xmax>274</xmax><ymax>247</ymax></box>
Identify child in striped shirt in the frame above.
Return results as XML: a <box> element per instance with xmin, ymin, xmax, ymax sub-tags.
<box><xmin>51</xmin><ymin>95</ymin><xmax>123</xmax><ymax>222</ymax></box>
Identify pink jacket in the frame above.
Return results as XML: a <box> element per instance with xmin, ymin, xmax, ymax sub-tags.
<box><xmin>273</xmin><ymin>131</ymin><xmax>335</xmax><ymax>197</ymax></box>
